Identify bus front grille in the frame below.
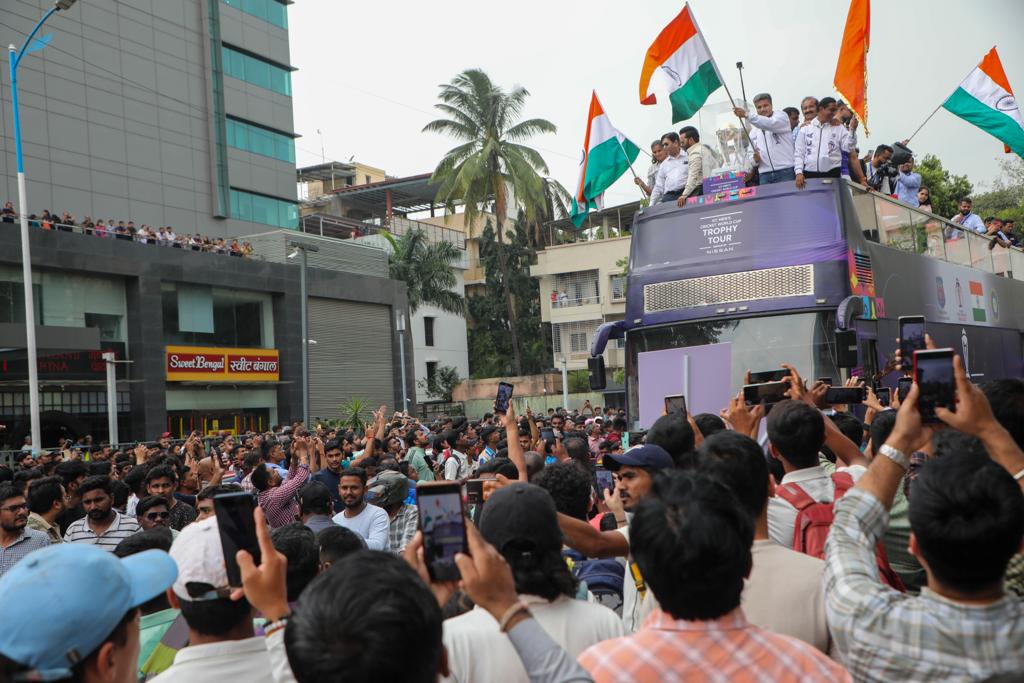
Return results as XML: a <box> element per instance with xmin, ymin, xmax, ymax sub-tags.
<box><xmin>643</xmin><ymin>265</ymin><xmax>815</xmax><ymax>312</ymax></box>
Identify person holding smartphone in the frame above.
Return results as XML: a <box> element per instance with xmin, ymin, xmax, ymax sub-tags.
<box><xmin>251</xmin><ymin>437</ymin><xmax>316</xmax><ymax>530</ymax></box>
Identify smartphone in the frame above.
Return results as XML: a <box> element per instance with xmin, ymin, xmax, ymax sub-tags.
<box><xmin>914</xmin><ymin>348</ymin><xmax>956</xmax><ymax>423</ymax></box>
<box><xmin>897</xmin><ymin>376</ymin><xmax>913</xmax><ymax>403</ymax></box>
<box><xmin>899</xmin><ymin>316</ymin><xmax>927</xmax><ymax>371</ymax></box>
<box><xmin>417</xmin><ymin>482</ymin><xmax>468</xmax><ymax>582</ymax></box>
<box><xmin>743</xmin><ymin>381</ymin><xmax>789</xmax><ymax>405</ymax></box>
<box><xmin>824</xmin><ymin>386</ymin><xmax>867</xmax><ymax>405</ymax></box>
<box><xmin>465</xmin><ymin>479</ymin><xmax>485</xmax><ymax>522</ymax></box>
<box><xmin>875</xmin><ymin>387</ymin><xmax>891</xmax><ymax>407</ymax></box>
<box><xmin>540</xmin><ymin>428</ymin><xmax>555</xmax><ymax>442</ymax></box>
<box><xmin>595</xmin><ymin>466</ymin><xmax>614</xmax><ymax>493</ymax></box>
<box><xmin>213</xmin><ymin>492</ymin><xmax>261</xmax><ymax>587</ymax></box>
<box><xmin>494</xmin><ymin>382</ymin><xmax>514</xmax><ymax>414</ymax></box>
<box><xmin>749</xmin><ymin>369</ymin><xmax>789</xmax><ymax>383</ymax></box>
<box><xmin>817</xmin><ymin>377</ymin><xmax>834</xmax><ymax>386</ymax></box>
<box><xmin>663</xmin><ymin>394</ymin><xmax>687</xmax><ymax>416</ymax></box>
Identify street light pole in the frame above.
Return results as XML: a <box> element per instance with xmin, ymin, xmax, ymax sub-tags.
<box><xmin>560</xmin><ymin>355</ymin><xmax>569</xmax><ymax>411</ymax></box>
<box><xmin>8</xmin><ymin>1</ymin><xmax>79</xmax><ymax>455</ymax></box>
<box><xmin>395</xmin><ymin>310</ymin><xmax>408</xmax><ymax>411</ymax></box>
<box><xmin>288</xmin><ymin>241</ymin><xmax>319</xmax><ymax>429</ymax></box>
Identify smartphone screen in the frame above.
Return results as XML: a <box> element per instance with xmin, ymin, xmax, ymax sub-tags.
<box><xmin>494</xmin><ymin>382</ymin><xmax>514</xmax><ymax>414</ymax></box>
<box><xmin>213</xmin><ymin>492</ymin><xmax>261</xmax><ymax>587</ymax></box>
<box><xmin>540</xmin><ymin>428</ymin><xmax>555</xmax><ymax>442</ymax></box>
<box><xmin>749</xmin><ymin>369</ymin><xmax>789</xmax><ymax>383</ymax></box>
<box><xmin>914</xmin><ymin>349</ymin><xmax>955</xmax><ymax>423</ymax></box>
<box><xmin>743</xmin><ymin>381</ymin><xmax>788</xmax><ymax>405</ymax></box>
<box><xmin>663</xmin><ymin>394</ymin><xmax>687</xmax><ymax>416</ymax></box>
<box><xmin>876</xmin><ymin>387</ymin><xmax>891</xmax><ymax>407</ymax></box>
<box><xmin>899</xmin><ymin>316</ymin><xmax>926</xmax><ymax>371</ymax></box>
<box><xmin>417</xmin><ymin>482</ymin><xmax>467</xmax><ymax>582</ymax></box>
<box><xmin>465</xmin><ymin>479</ymin><xmax>484</xmax><ymax>522</ymax></box>
<box><xmin>595</xmin><ymin>466</ymin><xmax>614</xmax><ymax>493</ymax></box>
<box><xmin>897</xmin><ymin>376</ymin><xmax>913</xmax><ymax>403</ymax></box>
<box><xmin>825</xmin><ymin>386</ymin><xmax>867</xmax><ymax>405</ymax></box>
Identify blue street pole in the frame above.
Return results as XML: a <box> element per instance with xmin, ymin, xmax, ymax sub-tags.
<box><xmin>8</xmin><ymin>2</ymin><xmax>77</xmax><ymax>455</ymax></box>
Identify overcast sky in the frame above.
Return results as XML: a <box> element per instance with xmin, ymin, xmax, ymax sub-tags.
<box><xmin>289</xmin><ymin>0</ymin><xmax>1024</xmax><ymax>208</ymax></box>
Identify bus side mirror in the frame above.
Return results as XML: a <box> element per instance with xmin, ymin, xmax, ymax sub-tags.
<box><xmin>835</xmin><ymin>330</ymin><xmax>859</xmax><ymax>368</ymax></box>
<box><xmin>588</xmin><ymin>356</ymin><xmax>607</xmax><ymax>390</ymax></box>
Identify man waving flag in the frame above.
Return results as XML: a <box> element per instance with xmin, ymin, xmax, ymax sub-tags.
<box><xmin>570</xmin><ymin>92</ymin><xmax>641</xmax><ymax>227</ymax></box>
<box><xmin>942</xmin><ymin>47</ymin><xmax>1024</xmax><ymax>159</ymax></box>
<box><xmin>639</xmin><ymin>3</ymin><xmax>724</xmax><ymax>123</ymax></box>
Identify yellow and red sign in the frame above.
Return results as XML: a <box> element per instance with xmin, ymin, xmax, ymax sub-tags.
<box><xmin>166</xmin><ymin>346</ymin><xmax>280</xmax><ymax>382</ymax></box>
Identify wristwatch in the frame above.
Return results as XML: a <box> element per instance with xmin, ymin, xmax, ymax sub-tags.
<box><xmin>879</xmin><ymin>444</ymin><xmax>910</xmax><ymax>471</ymax></box>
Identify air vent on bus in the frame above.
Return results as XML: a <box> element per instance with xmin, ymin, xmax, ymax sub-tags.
<box><xmin>643</xmin><ymin>265</ymin><xmax>815</xmax><ymax>312</ymax></box>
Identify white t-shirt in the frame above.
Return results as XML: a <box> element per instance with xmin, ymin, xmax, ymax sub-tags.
<box><xmin>767</xmin><ymin>464</ymin><xmax>865</xmax><ymax>547</ymax></box>
<box><xmin>442</xmin><ymin>594</ymin><xmax>624</xmax><ymax>683</ymax></box>
<box><xmin>615</xmin><ymin>525</ymin><xmax>663</xmax><ymax>633</ymax></box>
<box><xmin>332</xmin><ymin>504</ymin><xmax>390</xmax><ymax>551</ymax></box>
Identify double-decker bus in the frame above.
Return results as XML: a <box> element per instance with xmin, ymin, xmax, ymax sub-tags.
<box><xmin>589</xmin><ymin>178</ymin><xmax>1024</xmax><ymax>429</ymax></box>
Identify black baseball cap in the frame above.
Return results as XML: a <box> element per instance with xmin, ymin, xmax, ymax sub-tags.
<box><xmin>479</xmin><ymin>483</ymin><xmax>562</xmax><ymax>554</ymax></box>
<box><xmin>603</xmin><ymin>444</ymin><xmax>673</xmax><ymax>472</ymax></box>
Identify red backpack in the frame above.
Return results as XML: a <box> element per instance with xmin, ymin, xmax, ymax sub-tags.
<box><xmin>777</xmin><ymin>472</ymin><xmax>906</xmax><ymax>591</ymax></box>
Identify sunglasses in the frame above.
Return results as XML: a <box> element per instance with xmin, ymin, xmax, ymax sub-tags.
<box><xmin>145</xmin><ymin>511</ymin><xmax>170</xmax><ymax>520</ymax></box>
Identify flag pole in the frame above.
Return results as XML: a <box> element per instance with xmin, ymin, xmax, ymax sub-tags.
<box><xmin>905</xmin><ymin>102</ymin><xmax>944</xmax><ymax>145</ymax></box>
<box><xmin>616</xmin><ymin>137</ymin><xmax>650</xmax><ymax>199</ymax></box>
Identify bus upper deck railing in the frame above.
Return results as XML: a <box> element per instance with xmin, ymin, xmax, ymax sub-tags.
<box><xmin>847</xmin><ymin>182</ymin><xmax>1024</xmax><ymax>280</ymax></box>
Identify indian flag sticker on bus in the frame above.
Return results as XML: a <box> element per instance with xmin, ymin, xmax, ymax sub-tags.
<box><xmin>969</xmin><ymin>281</ymin><xmax>986</xmax><ymax>322</ymax></box>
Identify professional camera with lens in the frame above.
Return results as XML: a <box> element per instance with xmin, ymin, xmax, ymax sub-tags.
<box><xmin>867</xmin><ymin>141</ymin><xmax>913</xmax><ymax>192</ymax></box>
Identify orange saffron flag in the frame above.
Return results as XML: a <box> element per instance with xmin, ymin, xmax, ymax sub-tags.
<box><xmin>834</xmin><ymin>0</ymin><xmax>870</xmax><ymax>134</ymax></box>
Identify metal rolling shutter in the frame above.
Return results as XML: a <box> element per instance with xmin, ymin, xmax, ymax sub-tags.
<box><xmin>308</xmin><ymin>298</ymin><xmax>395</xmax><ymax>421</ymax></box>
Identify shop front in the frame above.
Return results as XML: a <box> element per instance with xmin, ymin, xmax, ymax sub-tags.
<box><xmin>164</xmin><ymin>345</ymin><xmax>281</xmax><ymax>437</ymax></box>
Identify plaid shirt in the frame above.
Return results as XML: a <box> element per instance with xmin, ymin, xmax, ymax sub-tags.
<box><xmin>387</xmin><ymin>504</ymin><xmax>418</xmax><ymax>554</ymax></box>
<box><xmin>257</xmin><ymin>463</ymin><xmax>309</xmax><ymax>529</ymax></box>
<box><xmin>577</xmin><ymin>607</ymin><xmax>850</xmax><ymax>682</ymax></box>
<box><xmin>825</xmin><ymin>488</ymin><xmax>1024</xmax><ymax>682</ymax></box>
<box><xmin>0</xmin><ymin>527</ymin><xmax>50</xmax><ymax>578</ymax></box>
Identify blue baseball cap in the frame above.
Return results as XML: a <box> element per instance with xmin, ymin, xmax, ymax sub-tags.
<box><xmin>603</xmin><ymin>444</ymin><xmax>674</xmax><ymax>472</ymax></box>
<box><xmin>0</xmin><ymin>544</ymin><xmax>177</xmax><ymax>681</ymax></box>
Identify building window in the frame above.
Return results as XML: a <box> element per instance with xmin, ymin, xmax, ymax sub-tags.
<box><xmin>365</xmin><ymin>175</ymin><xmax>372</xmax><ymax>185</ymax></box>
<box><xmin>611</xmin><ymin>274</ymin><xmax>626</xmax><ymax>300</ymax></box>
<box><xmin>226</xmin><ymin>118</ymin><xmax>295</xmax><ymax>163</ymax></box>
<box><xmin>221</xmin><ymin>0</ymin><xmax>287</xmax><ymax>28</ymax></box>
<box><xmin>552</xmin><ymin>270</ymin><xmax>600</xmax><ymax>307</ymax></box>
<box><xmin>230</xmin><ymin>189</ymin><xmax>298</xmax><ymax>229</ymax></box>
<box><xmin>161</xmin><ymin>284</ymin><xmax>273</xmax><ymax>348</ymax></box>
<box><xmin>221</xmin><ymin>46</ymin><xmax>292</xmax><ymax>96</ymax></box>
<box><xmin>551</xmin><ymin>320</ymin><xmax>601</xmax><ymax>356</ymax></box>
<box><xmin>83</xmin><ymin>313</ymin><xmax>122</xmax><ymax>342</ymax></box>
<box><xmin>426</xmin><ymin>361</ymin><xmax>438</xmax><ymax>385</ymax></box>
<box><xmin>423</xmin><ymin>316</ymin><xmax>435</xmax><ymax>347</ymax></box>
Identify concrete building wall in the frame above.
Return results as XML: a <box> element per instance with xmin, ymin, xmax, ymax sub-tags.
<box><xmin>1</xmin><ymin>0</ymin><xmax>297</xmax><ymax>240</ymax></box>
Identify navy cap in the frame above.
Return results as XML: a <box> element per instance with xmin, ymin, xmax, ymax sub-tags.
<box><xmin>479</xmin><ymin>483</ymin><xmax>562</xmax><ymax>553</ymax></box>
<box><xmin>603</xmin><ymin>444</ymin><xmax>674</xmax><ymax>472</ymax></box>
<box><xmin>0</xmin><ymin>544</ymin><xmax>177</xmax><ymax>680</ymax></box>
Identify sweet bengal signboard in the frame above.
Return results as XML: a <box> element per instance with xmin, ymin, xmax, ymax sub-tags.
<box><xmin>166</xmin><ymin>346</ymin><xmax>279</xmax><ymax>382</ymax></box>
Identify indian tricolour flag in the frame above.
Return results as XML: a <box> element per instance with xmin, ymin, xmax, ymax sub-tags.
<box><xmin>570</xmin><ymin>92</ymin><xmax>640</xmax><ymax>228</ymax></box>
<box><xmin>639</xmin><ymin>3</ymin><xmax>724</xmax><ymax>123</ymax></box>
<box><xmin>943</xmin><ymin>47</ymin><xmax>1024</xmax><ymax>158</ymax></box>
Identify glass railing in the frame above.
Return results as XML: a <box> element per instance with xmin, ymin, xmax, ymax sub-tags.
<box><xmin>849</xmin><ymin>183</ymin><xmax>1023</xmax><ymax>281</ymax></box>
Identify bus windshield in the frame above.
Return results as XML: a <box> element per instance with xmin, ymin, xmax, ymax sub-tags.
<box><xmin>626</xmin><ymin>311</ymin><xmax>841</xmax><ymax>429</ymax></box>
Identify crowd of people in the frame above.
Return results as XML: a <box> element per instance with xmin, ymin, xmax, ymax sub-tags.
<box><xmin>1</xmin><ymin>201</ymin><xmax>255</xmax><ymax>256</ymax></box>
<box><xmin>1</xmin><ymin>333</ymin><xmax>1023</xmax><ymax>682</ymax></box>
<box><xmin>634</xmin><ymin>92</ymin><xmax>1022</xmax><ymax>247</ymax></box>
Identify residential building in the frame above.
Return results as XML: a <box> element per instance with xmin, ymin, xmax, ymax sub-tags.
<box><xmin>1</xmin><ymin>0</ymin><xmax>298</xmax><ymax>237</ymax></box>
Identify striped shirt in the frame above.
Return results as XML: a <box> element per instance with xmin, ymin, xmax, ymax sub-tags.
<box><xmin>0</xmin><ymin>527</ymin><xmax>50</xmax><ymax>577</ymax></box>
<box><xmin>63</xmin><ymin>511</ymin><xmax>140</xmax><ymax>552</ymax></box>
<box><xmin>577</xmin><ymin>608</ymin><xmax>850</xmax><ymax>683</ymax></box>
<box><xmin>825</xmin><ymin>488</ymin><xmax>1024</xmax><ymax>682</ymax></box>
<box><xmin>387</xmin><ymin>504</ymin><xmax>418</xmax><ymax>554</ymax></box>
<box><xmin>257</xmin><ymin>463</ymin><xmax>309</xmax><ymax>529</ymax></box>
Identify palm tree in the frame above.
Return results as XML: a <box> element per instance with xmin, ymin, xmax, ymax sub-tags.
<box><xmin>423</xmin><ymin>68</ymin><xmax>559</xmax><ymax>375</ymax></box>
<box><xmin>383</xmin><ymin>229</ymin><xmax>466</xmax><ymax>316</ymax></box>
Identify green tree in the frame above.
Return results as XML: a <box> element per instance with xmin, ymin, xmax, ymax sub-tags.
<box><xmin>916</xmin><ymin>154</ymin><xmax>973</xmax><ymax>219</ymax></box>
<box><xmin>383</xmin><ymin>229</ymin><xmax>465</xmax><ymax>316</ymax></box>
<box><xmin>338</xmin><ymin>397</ymin><xmax>369</xmax><ymax>433</ymax></box>
<box><xmin>423</xmin><ymin>68</ymin><xmax>560</xmax><ymax>375</ymax></box>
<box><xmin>467</xmin><ymin>215</ymin><xmax>549</xmax><ymax>378</ymax></box>
<box><xmin>417</xmin><ymin>365</ymin><xmax>462</xmax><ymax>402</ymax></box>
<box><xmin>973</xmin><ymin>157</ymin><xmax>1024</xmax><ymax>228</ymax></box>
